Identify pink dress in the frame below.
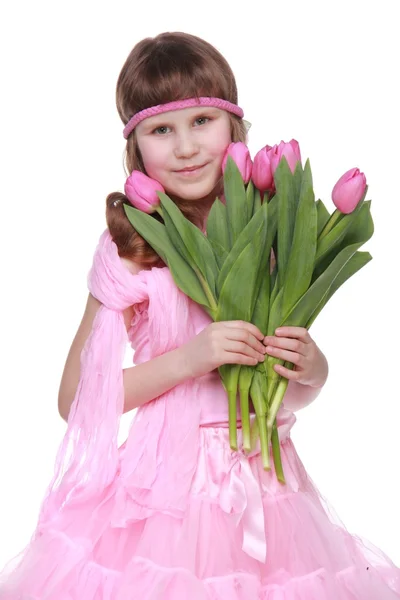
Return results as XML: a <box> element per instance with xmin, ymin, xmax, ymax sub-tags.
<box><xmin>1</xmin><ymin>265</ymin><xmax>399</xmax><ymax>599</ymax></box>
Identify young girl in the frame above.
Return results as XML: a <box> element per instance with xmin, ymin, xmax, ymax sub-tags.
<box><xmin>1</xmin><ymin>31</ymin><xmax>399</xmax><ymax>599</ymax></box>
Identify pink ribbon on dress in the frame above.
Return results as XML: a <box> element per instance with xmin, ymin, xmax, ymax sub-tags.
<box><xmin>218</xmin><ymin>412</ymin><xmax>298</xmax><ymax>564</ymax></box>
<box><xmin>219</xmin><ymin>452</ymin><xmax>267</xmax><ymax>563</ymax></box>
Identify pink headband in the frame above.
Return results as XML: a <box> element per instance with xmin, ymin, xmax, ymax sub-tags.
<box><xmin>123</xmin><ymin>96</ymin><xmax>244</xmax><ymax>139</ymax></box>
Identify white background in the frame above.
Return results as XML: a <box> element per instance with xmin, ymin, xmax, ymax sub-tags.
<box><xmin>0</xmin><ymin>0</ymin><xmax>399</xmax><ymax>570</ymax></box>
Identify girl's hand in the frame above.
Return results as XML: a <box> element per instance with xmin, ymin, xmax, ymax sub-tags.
<box><xmin>263</xmin><ymin>326</ymin><xmax>329</xmax><ymax>388</ymax></box>
<box><xmin>182</xmin><ymin>321</ymin><xmax>267</xmax><ymax>380</ymax></box>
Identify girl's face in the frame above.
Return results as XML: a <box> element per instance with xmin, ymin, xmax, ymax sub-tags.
<box><xmin>135</xmin><ymin>106</ymin><xmax>232</xmax><ymax>202</ymax></box>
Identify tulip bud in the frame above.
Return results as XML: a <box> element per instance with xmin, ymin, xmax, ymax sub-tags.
<box><xmin>269</xmin><ymin>139</ymin><xmax>302</xmax><ymax>175</ymax></box>
<box><xmin>252</xmin><ymin>145</ymin><xmax>273</xmax><ymax>192</ymax></box>
<box><xmin>222</xmin><ymin>142</ymin><xmax>252</xmax><ymax>184</ymax></box>
<box><xmin>331</xmin><ymin>168</ymin><xmax>367</xmax><ymax>214</ymax></box>
<box><xmin>124</xmin><ymin>171</ymin><xmax>164</xmax><ymax>213</ymax></box>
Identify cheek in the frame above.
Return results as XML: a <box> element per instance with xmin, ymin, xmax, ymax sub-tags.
<box><xmin>138</xmin><ymin>141</ymin><xmax>167</xmax><ymax>179</ymax></box>
<box><xmin>209</xmin><ymin>128</ymin><xmax>232</xmax><ymax>162</ymax></box>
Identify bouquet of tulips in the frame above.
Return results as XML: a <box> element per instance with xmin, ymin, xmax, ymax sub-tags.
<box><xmin>123</xmin><ymin>139</ymin><xmax>374</xmax><ymax>483</ymax></box>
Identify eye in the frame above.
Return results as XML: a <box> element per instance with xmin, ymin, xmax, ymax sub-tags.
<box><xmin>194</xmin><ymin>116</ymin><xmax>210</xmax><ymax>126</ymax></box>
<box><xmin>152</xmin><ymin>125</ymin><xmax>171</xmax><ymax>135</ymax></box>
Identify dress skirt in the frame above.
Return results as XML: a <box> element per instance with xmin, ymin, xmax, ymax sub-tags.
<box><xmin>1</xmin><ymin>422</ymin><xmax>399</xmax><ymax>599</ymax></box>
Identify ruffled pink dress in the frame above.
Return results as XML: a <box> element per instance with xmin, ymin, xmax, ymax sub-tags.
<box><xmin>1</xmin><ymin>265</ymin><xmax>399</xmax><ymax>599</ymax></box>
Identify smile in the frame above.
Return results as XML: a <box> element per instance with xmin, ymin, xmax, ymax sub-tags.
<box><xmin>174</xmin><ymin>163</ymin><xmax>208</xmax><ymax>176</ymax></box>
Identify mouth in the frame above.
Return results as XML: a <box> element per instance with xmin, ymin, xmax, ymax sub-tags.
<box><xmin>174</xmin><ymin>163</ymin><xmax>208</xmax><ymax>175</ymax></box>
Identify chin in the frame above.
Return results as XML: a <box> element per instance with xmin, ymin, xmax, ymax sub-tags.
<box><xmin>169</xmin><ymin>180</ymin><xmax>218</xmax><ymax>202</ymax></box>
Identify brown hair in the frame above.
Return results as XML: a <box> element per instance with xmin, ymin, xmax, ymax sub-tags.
<box><xmin>106</xmin><ymin>32</ymin><xmax>247</xmax><ymax>268</ymax></box>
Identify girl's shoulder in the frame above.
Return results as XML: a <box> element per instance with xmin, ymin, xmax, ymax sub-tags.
<box><xmin>120</xmin><ymin>256</ymin><xmax>142</xmax><ymax>275</ymax></box>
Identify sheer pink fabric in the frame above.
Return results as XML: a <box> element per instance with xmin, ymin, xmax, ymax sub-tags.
<box><xmin>37</xmin><ymin>228</ymin><xmax>206</xmax><ymax>525</ymax></box>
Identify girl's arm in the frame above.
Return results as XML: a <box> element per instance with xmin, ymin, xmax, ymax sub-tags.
<box><xmin>58</xmin><ymin>291</ymin><xmax>135</xmax><ymax>421</ymax></box>
<box><xmin>58</xmin><ymin>306</ymin><xmax>266</xmax><ymax>421</ymax></box>
<box><xmin>58</xmin><ymin>258</ymin><xmax>201</xmax><ymax>421</ymax></box>
<box><xmin>58</xmin><ymin>292</ymin><xmax>195</xmax><ymax>422</ymax></box>
<box><xmin>58</xmin><ymin>258</ymin><xmax>139</xmax><ymax>422</ymax></box>
<box><xmin>58</xmin><ymin>259</ymin><xmax>268</xmax><ymax>422</ymax></box>
<box><xmin>283</xmin><ymin>378</ymin><xmax>326</xmax><ymax>412</ymax></box>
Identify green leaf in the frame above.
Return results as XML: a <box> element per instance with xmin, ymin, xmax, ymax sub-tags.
<box><xmin>224</xmin><ymin>156</ymin><xmax>249</xmax><ymax>249</ymax></box>
<box><xmin>315</xmin><ymin>187</ymin><xmax>368</xmax><ymax>267</ymax></box>
<box><xmin>265</xmin><ymin>192</ymin><xmax>279</xmax><ymax>251</ymax></box>
<box><xmin>209</xmin><ymin>239</ymin><xmax>229</xmax><ymax>270</ymax></box>
<box><xmin>267</xmin><ymin>193</ymin><xmax>279</xmax><ymax>310</ymax></box>
<box><xmin>275</xmin><ymin>157</ymin><xmax>299</xmax><ymax>288</ymax></box>
<box><xmin>282</xmin><ymin>241</ymin><xmax>366</xmax><ymax>327</ymax></box>
<box><xmin>160</xmin><ymin>193</ymin><xmax>219</xmax><ymax>299</ymax></box>
<box><xmin>217</xmin><ymin>203</ymin><xmax>269</xmax><ymax>296</ymax></box>
<box><xmin>206</xmin><ymin>198</ymin><xmax>230</xmax><ymax>252</ymax></box>
<box><xmin>217</xmin><ymin>222</ymin><xmax>267</xmax><ymax>323</ymax></box>
<box><xmin>252</xmin><ymin>263</ymin><xmax>270</xmax><ymax>335</ymax></box>
<box><xmin>269</xmin><ymin>265</ymin><xmax>278</xmax><ymax>311</ymax></box>
<box><xmin>245</xmin><ymin>180</ymin><xmax>255</xmax><ymax>222</ymax></box>
<box><xmin>282</xmin><ymin>159</ymin><xmax>317</xmax><ymax>319</ymax></box>
<box><xmin>267</xmin><ymin>286</ymin><xmax>283</xmax><ymax>336</ymax></box>
<box><xmin>124</xmin><ymin>205</ymin><xmax>213</xmax><ymax>314</ymax></box>
<box><xmin>306</xmin><ymin>251</ymin><xmax>372</xmax><ymax>328</ymax></box>
<box><xmin>312</xmin><ymin>200</ymin><xmax>374</xmax><ymax>283</ymax></box>
<box><xmin>253</xmin><ymin>188</ymin><xmax>262</xmax><ymax>214</ymax></box>
<box><xmin>292</xmin><ymin>160</ymin><xmax>304</xmax><ymax>199</ymax></box>
<box><xmin>251</xmin><ymin>199</ymin><xmax>278</xmax><ymax>335</ymax></box>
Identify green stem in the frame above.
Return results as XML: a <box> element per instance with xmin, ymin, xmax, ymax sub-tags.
<box><xmin>265</xmin><ymin>356</ymin><xmax>281</xmax><ymax>405</ymax></box>
<box><xmin>258</xmin><ymin>415</ymin><xmax>270</xmax><ymax>470</ymax></box>
<box><xmin>228</xmin><ymin>388</ymin><xmax>238</xmax><ymax>450</ymax></box>
<box><xmin>271</xmin><ymin>423</ymin><xmax>285</xmax><ymax>484</ymax></box>
<box><xmin>238</xmin><ymin>367</ymin><xmax>255</xmax><ymax>452</ymax></box>
<box><xmin>318</xmin><ymin>208</ymin><xmax>341</xmax><ymax>240</ymax></box>
<box><xmin>239</xmin><ymin>387</ymin><xmax>251</xmax><ymax>452</ymax></box>
<box><xmin>266</xmin><ymin>368</ymin><xmax>289</xmax><ymax>483</ymax></box>
<box><xmin>250</xmin><ymin>372</ymin><xmax>270</xmax><ymax>470</ymax></box>
<box><xmin>220</xmin><ymin>365</ymin><xmax>241</xmax><ymax>451</ymax></box>
<box><xmin>249</xmin><ymin>417</ymin><xmax>259</xmax><ymax>452</ymax></box>
<box><xmin>267</xmin><ymin>374</ymin><xmax>289</xmax><ymax>432</ymax></box>
<box><xmin>267</xmin><ymin>371</ymin><xmax>279</xmax><ymax>406</ymax></box>
<box><xmin>194</xmin><ymin>267</ymin><xmax>218</xmax><ymax>315</ymax></box>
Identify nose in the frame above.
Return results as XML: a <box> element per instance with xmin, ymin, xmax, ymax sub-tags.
<box><xmin>174</xmin><ymin>129</ymin><xmax>199</xmax><ymax>159</ymax></box>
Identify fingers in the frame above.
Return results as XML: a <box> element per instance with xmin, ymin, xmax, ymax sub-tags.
<box><xmin>274</xmin><ymin>363</ymin><xmax>301</xmax><ymax>380</ymax></box>
<box><xmin>264</xmin><ymin>346</ymin><xmax>305</xmax><ymax>368</ymax></box>
<box><xmin>222</xmin><ymin>320</ymin><xmax>264</xmax><ymax>341</ymax></box>
<box><xmin>263</xmin><ymin>335</ymin><xmax>307</xmax><ymax>356</ymax></box>
<box><xmin>222</xmin><ymin>325</ymin><xmax>266</xmax><ymax>355</ymax></box>
<box><xmin>223</xmin><ymin>352</ymin><xmax>263</xmax><ymax>366</ymax></box>
<box><xmin>224</xmin><ymin>340</ymin><xmax>265</xmax><ymax>364</ymax></box>
<box><xmin>274</xmin><ymin>326</ymin><xmax>312</xmax><ymax>343</ymax></box>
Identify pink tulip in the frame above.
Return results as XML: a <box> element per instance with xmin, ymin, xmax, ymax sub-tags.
<box><xmin>222</xmin><ymin>142</ymin><xmax>252</xmax><ymax>184</ymax></box>
<box><xmin>124</xmin><ymin>170</ymin><xmax>164</xmax><ymax>213</ymax></box>
<box><xmin>252</xmin><ymin>145</ymin><xmax>274</xmax><ymax>191</ymax></box>
<box><xmin>332</xmin><ymin>168</ymin><xmax>367</xmax><ymax>214</ymax></box>
<box><xmin>269</xmin><ymin>139</ymin><xmax>302</xmax><ymax>175</ymax></box>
